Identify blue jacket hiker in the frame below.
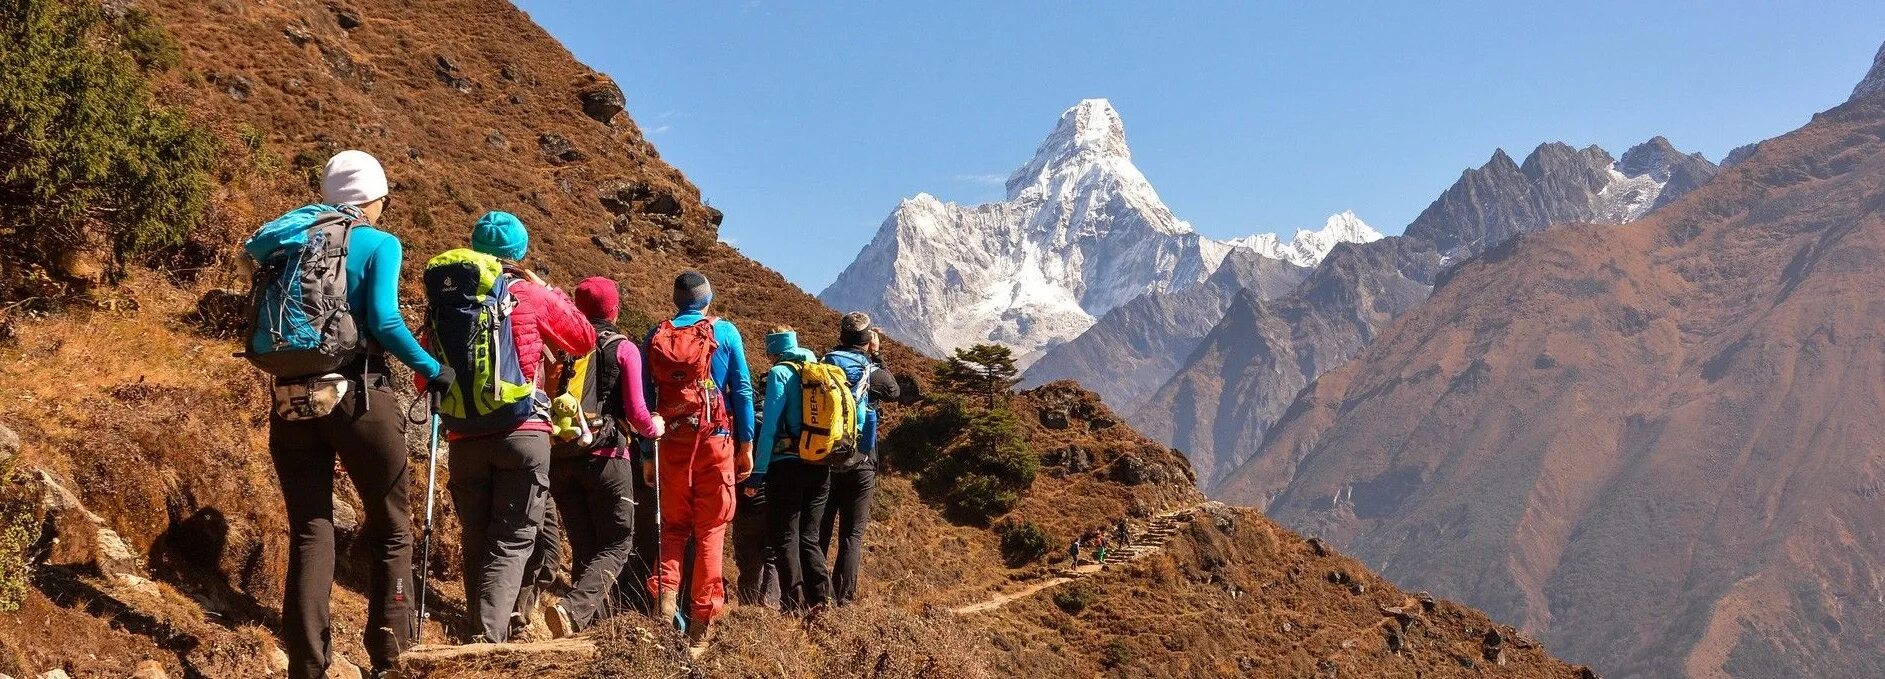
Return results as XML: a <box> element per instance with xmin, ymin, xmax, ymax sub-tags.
<box><xmin>253</xmin><ymin>150</ymin><xmax>449</xmax><ymax>679</ymax></box>
<box><xmin>751</xmin><ymin>338</ymin><xmax>819</xmax><ymax>484</ymax></box>
<box><xmin>818</xmin><ymin>311</ymin><xmax>899</xmax><ymax>605</ymax></box>
<box><xmin>753</xmin><ymin>327</ymin><xmax>833</xmax><ymax>612</ymax></box>
<box><xmin>641</xmin><ymin>271</ymin><xmax>754</xmax><ymax>646</ymax></box>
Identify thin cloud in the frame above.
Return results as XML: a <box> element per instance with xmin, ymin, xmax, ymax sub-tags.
<box><xmin>954</xmin><ymin>173</ymin><xmax>1006</xmax><ymax>185</ymax></box>
<box><xmin>648</xmin><ymin>124</ymin><xmax>672</xmax><ymax>134</ymax></box>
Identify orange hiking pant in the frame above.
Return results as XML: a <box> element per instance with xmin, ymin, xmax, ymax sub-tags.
<box><xmin>646</xmin><ymin>425</ymin><xmax>736</xmax><ymax>623</ymax></box>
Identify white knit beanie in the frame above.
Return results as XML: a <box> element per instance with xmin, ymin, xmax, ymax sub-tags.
<box><xmin>320</xmin><ymin>150</ymin><xmax>388</xmax><ymax>205</ymax></box>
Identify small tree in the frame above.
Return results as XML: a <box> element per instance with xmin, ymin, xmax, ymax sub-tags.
<box><xmin>935</xmin><ymin>343</ymin><xmax>1020</xmax><ymax>406</ymax></box>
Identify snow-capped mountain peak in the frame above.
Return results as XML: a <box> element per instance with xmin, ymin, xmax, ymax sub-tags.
<box><xmin>1005</xmin><ymin>98</ymin><xmax>1132</xmax><ymax>199</ymax></box>
<box><xmin>1226</xmin><ymin>211</ymin><xmax>1385</xmax><ymax>268</ymax></box>
<box><xmin>822</xmin><ymin>99</ymin><xmax>1231</xmax><ymax>364</ymax></box>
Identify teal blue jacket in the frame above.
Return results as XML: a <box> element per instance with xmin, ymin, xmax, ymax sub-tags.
<box><xmin>752</xmin><ymin>346</ymin><xmax>818</xmax><ymax>481</ymax></box>
<box><xmin>345</xmin><ymin>225</ymin><xmax>441</xmax><ymax>377</ymax></box>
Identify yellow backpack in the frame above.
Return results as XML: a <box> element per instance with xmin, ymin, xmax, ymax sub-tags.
<box><xmin>789</xmin><ymin>360</ymin><xmax>860</xmax><ymax>465</ymax></box>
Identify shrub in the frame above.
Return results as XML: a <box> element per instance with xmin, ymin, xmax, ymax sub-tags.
<box><xmin>997</xmin><ymin>521</ymin><xmax>1050</xmax><ymax>567</ymax></box>
<box><xmin>1052</xmin><ymin>583</ymin><xmax>1095</xmax><ymax>614</ymax></box>
<box><xmin>881</xmin><ymin>393</ymin><xmax>968</xmax><ymax>473</ymax></box>
<box><xmin>884</xmin><ymin>393</ymin><xmax>1038</xmax><ymax>525</ymax></box>
<box><xmin>0</xmin><ymin>499</ymin><xmax>35</xmax><ymax>613</ymax></box>
<box><xmin>0</xmin><ymin>0</ymin><xmax>217</xmax><ymax>293</ymax></box>
<box><xmin>1102</xmin><ymin>641</ymin><xmax>1135</xmax><ymax>668</ymax></box>
<box><xmin>945</xmin><ymin>474</ymin><xmax>1018</xmax><ymax>524</ymax></box>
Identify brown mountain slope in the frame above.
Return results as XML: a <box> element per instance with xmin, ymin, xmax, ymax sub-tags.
<box><xmin>1137</xmin><ymin>141</ymin><xmax>1715</xmax><ymax>491</ymax></box>
<box><xmin>0</xmin><ymin>1</ymin><xmax>1580</xmax><ymax>676</ymax></box>
<box><xmin>1221</xmin><ymin>86</ymin><xmax>1885</xmax><ymax>677</ymax></box>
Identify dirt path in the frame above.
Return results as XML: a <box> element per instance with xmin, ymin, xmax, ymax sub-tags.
<box><xmin>948</xmin><ymin>501</ymin><xmax>1217</xmax><ymax>615</ymax></box>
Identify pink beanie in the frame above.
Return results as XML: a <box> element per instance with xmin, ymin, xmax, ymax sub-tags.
<box><xmin>574</xmin><ymin>277</ymin><xmax>620</xmax><ymax>322</ymax></box>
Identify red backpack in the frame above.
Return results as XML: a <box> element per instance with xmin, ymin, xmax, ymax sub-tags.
<box><xmin>647</xmin><ymin>317</ymin><xmax>727</xmax><ymax>429</ymax></box>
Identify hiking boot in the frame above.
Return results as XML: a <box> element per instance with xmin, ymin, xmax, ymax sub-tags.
<box><xmin>508</xmin><ymin>611</ymin><xmax>530</xmax><ymax>640</ymax></box>
<box><xmin>546</xmin><ymin>602</ymin><xmax>577</xmax><ymax>639</ymax></box>
<box><xmin>685</xmin><ymin>619</ymin><xmax>714</xmax><ymax>659</ymax></box>
<box><xmin>657</xmin><ymin>591</ymin><xmax>680</xmax><ymax>628</ymax></box>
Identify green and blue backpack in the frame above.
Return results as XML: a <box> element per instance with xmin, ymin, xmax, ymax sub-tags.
<box><xmin>422</xmin><ymin>249</ymin><xmax>539</xmax><ymax>434</ymax></box>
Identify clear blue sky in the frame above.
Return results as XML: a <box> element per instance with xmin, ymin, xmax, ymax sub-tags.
<box><xmin>514</xmin><ymin>1</ymin><xmax>1885</xmax><ymax>293</ymax></box>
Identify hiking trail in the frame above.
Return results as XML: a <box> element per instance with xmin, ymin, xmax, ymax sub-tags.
<box><xmin>949</xmin><ymin>501</ymin><xmax>1219</xmax><ymax>615</ymax></box>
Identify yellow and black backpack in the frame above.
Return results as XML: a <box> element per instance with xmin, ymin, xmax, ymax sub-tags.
<box><xmin>786</xmin><ymin>360</ymin><xmax>860</xmax><ymax>465</ymax></box>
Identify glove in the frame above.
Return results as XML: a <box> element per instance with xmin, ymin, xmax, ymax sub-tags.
<box><xmin>425</xmin><ymin>365</ymin><xmax>456</xmax><ymax>408</ymax></box>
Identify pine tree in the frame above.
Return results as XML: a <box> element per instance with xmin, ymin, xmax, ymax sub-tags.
<box><xmin>935</xmin><ymin>343</ymin><xmax>1020</xmax><ymax>406</ymax></box>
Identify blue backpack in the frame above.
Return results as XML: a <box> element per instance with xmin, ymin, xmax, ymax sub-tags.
<box><xmin>422</xmin><ymin>249</ymin><xmax>540</xmax><ymax>434</ymax></box>
<box><xmin>823</xmin><ymin>349</ymin><xmax>879</xmax><ymax>461</ymax></box>
<box><xmin>241</xmin><ymin>204</ymin><xmax>367</xmax><ymax>379</ymax></box>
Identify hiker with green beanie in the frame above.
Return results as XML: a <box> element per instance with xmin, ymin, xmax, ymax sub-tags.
<box><xmin>417</xmin><ymin>210</ymin><xmax>596</xmax><ymax>642</ymax></box>
<box><xmin>246</xmin><ymin>150</ymin><xmax>453</xmax><ymax>678</ymax></box>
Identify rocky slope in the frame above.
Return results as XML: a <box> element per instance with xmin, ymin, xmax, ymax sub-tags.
<box><xmin>1220</xmin><ymin>52</ymin><xmax>1885</xmax><ymax>678</ymax></box>
<box><xmin>820</xmin><ymin>99</ymin><xmax>1367</xmax><ymax>365</ymax></box>
<box><xmin>1021</xmin><ymin>248</ymin><xmax>1308</xmax><ymax>412</ymax></box>
<box><xmin>1137</xmin><ymin>138</ymin><xmax>1718</xmax><ymax>488</ymax></box>
<box><xmin>0</xmin><ymin>1</ymin><xmax>1585</xmax><ymax>677</ymax></box>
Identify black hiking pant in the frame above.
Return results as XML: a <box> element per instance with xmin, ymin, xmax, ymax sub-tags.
<box><xmin>820</xmin><ymin>465</ymin><xmax>875</xmax><ymax>605</ymax></box>
<box><xmin>268</xmin><ymin>383</ymin><xmax>411</xmax><ymax>678</ymax></box>
<box><xmin>548</xmin><ymin>454</ymin><xmax>638</xmax><ymax>630</ymax></box>
<box><xmin>764</xmin><ymin>458</ymin><xmax>830</xmax><ymax>611</ymax></box>
<box><xmin>732</xmin><ymin>481</ymin><xmax>780</xmax><ymax>608</ymax></box>
<box><xmin>447</xmin><ymin>429</ymin><xmax>551</xmax><ymax>642</ymax></box>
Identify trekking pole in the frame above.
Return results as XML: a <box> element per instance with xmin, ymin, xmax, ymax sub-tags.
<box><xmin>414</xmin><ymin>395</ymin><xmax>442</xmax><ymax>644</ymax></box>
<box><xmin>651</xmin><ymin>436</ymin><xmax>666</xmax><ymax>623</ymax></box>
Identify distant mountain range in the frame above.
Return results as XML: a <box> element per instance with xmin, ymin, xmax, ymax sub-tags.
<box><xmin>820</xmin><ymin>99</ymin><xmax>1376</xmax><ymax>364</ymax></box>
<box><xmin>1219</xmin><ymin>45</ymin><xmax>1885</xmax><ymax>677</ymax></box>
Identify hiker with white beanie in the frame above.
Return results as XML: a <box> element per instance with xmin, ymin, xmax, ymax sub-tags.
<box><xmin>242</xmin><ymin>149</ymin><xmax>453</xmax><ymax>678</ymax></box>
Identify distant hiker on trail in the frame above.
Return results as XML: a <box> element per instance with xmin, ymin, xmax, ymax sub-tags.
<box><xmin>749</xmin><ymin>326</ymin><xmax>833</xmax><ymax>613</ymax></box>
<box><xmin>643</xmin><ymin>270</ymin><xmax>755</xmax><ymax>653</ymax></box>
<box><xmin>818</xmin><ymin>312</ymin><xmax>900</xmax><ymax>606</ymax></box>
<box><xmin>1114</xmin><ymin>519</ymin><xmax>1130</xmax><ymax>547</ymax></box>
<box><xmin>244</xmin><ymin>150</ymin><xmax>447</xmax><ymax>678</ymax></box>
<box><xmin>733</xmin><ymin>372</ymin><xmax>780</xmax><ymax>609</ymax></box>
<box><xmin>418</xmin><ymin>210</ymin><xmax>597</xmax><ymax>642</ymax></box>
<box><xmin>1068</xmin><ymin>535</ymin><xmax>1083</xmax><ymax>567</ymax></box>
<box><xmin>530</xmin><ymin>276</ymin><xmax>667</xmax><ymax>637</ymax></box>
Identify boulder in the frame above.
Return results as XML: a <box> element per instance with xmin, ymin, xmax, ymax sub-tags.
<box><xmin>1038</xmin><ymin>408</ymin><xmax>1070</xmax><ymax>430</ymax></box>
<box><xmin>537</xmin><ymin>134</ymin><xmax>583</xmax><ymax>164</ymax></box>
<box><xmin>332</xmin><ymin>493</ymin><xmax>358</xmax><ymax>533</ymax></box>
<box><xmin>0</xmin><ymin>421</ymin><xmax>17</xmax><ymax>470</ymax></box>
<box><xmin>704</xmin><ymin>204</ymin><xmax>724</xmax><ymax>227</ymax></box>
<box><xmin>329</xmin><ymin>5</ymin><xmax>362</xmax><ymax>30</ymax></box>
<box><xmin>576</xmin><ymin>74</ymin><xmax>625</xmax><ymax>126</ymax></box>
<box><xmin>645</xmin><ymin>193</ymin><xmax>683</xmax><ymax>217</ymax></box>
<box><xmin>597</xmin><ymin>179</ymin><xmax>644</xmax><ymax>215</ymax></box>
<box><xmin>130</xmin><ymin>660</ymin><xmax>169</xmax><ymax>679</ymax></box>
<box><xmin>433</xmin><ymin>55</ymin><xmax>471</xmax><ymax>92</ymax></box>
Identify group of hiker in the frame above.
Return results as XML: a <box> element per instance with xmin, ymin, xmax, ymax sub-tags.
<box><xmin>1069</xmin><ymin>519</ymin><xmax>1133</xmax><ymax>567</ymax></box>
<box><xmin>245</xmin><ymin>151</ymin><xmax>898</xmax><ymax>678</ymax></box>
